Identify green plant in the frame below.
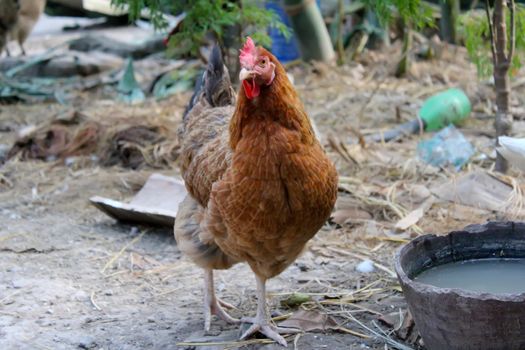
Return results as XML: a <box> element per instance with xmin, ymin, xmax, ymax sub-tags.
<box><xmin>111</xmin><ymin>0</ymin><xmax>290</xmax><ymax>57</ymax></box>
<box><xmin>461</xmin><ymin>1</ymin><xmax>525</xmax><ymax>173</ymax></box>
<box><xmin>364</xmin><ymin>0</ymin><xmax>435</xmax><ymax>30</ymax></box>
<box><xmin>460</xmin><ymin>4</ymin><xmax>525</xmax><ymax>78</ymax></box>
<box><xmin>363</xmin><ymin>0</ymin><xmax>435</xmax><ymax>76</ymax></box>
<box><xmin>112</xmin><ymin>0</ymin><xmax>169</xmax><ymax>30</ymax></box>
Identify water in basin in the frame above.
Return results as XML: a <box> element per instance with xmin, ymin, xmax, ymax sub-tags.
<box><xmin>414</xmin><ymin>258</ymin><xmax>525</xmax><ymax>294</ymax></box>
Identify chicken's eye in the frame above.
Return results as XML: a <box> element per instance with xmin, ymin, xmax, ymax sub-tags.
<box><xmin>259</xmin><ymin>58</ymin><xmax>266</xmax><ymax>67</ymax></box>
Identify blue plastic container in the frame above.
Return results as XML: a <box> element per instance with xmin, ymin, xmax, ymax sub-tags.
<box><xmin>266</xmin><ymin>1</ymin><xmax>300</xmax><ymax>63</ymax></box>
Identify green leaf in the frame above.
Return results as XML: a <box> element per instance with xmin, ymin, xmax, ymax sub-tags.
<box><xmin>363</xmin><ymin>0</ymin><xmax>435</xmax><ymax>30</ymax></box>
<box><xmin>280</xmin><ymin>293</ymin><xmax>312</xmax><ymax>308</ymax></box>
<box><xmin>112</xmin><ymin>0</ymin><xmax>289</xmax><ymax>58</ymax></box>
<box><xmin>460</xmin><ymin>4</ymin><xmax>525</xmax><ymax>78</ymax></box>
<box><xmin>117</xmin><ymin>58</ymin><xmax>145</xmax><ymax>104</ymax></box>
<box><xmin>152</xmin><ymin>67</ymin><xmax>198</xmax><ymax>99</ymax></box>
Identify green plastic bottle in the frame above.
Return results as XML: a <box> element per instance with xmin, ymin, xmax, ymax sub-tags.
<box><xmin>419</xmin><ymin>88</ymin><xmax>471</xmax><ymax>131</ymax></box>
<box><xmin>366</xmin><ymin>88</ymin><xmax>472</xmax><ymax>143</ymax></box>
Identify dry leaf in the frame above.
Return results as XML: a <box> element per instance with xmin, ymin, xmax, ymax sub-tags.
<box><xmin>449</xmin><ymin>204</ymin><xmax>489</xmax><ymax>221</ymax></box>
<box><xmin>395</xmin><ymin>310</ymin><xmax>415</xmax><ymax>341</ymax></box>
<box><xmin>365</xmin><ymin>220</ymin><xmax>381</xmax><ymax>236</ymax></box>
<box><xmin>395</xmin><ymin>208</ymin><xmax>424</xmax><ymax>230</ymax></box>
<box><xmin>378</xmin><ymin>311</ymin><xmax>400</xmax><ymax>328</ymax></box>
<box><xmin>327</xmin><ymin>133</ymin><xmax>359</xmax><ymax>165</ymax></box>
<box><xmin>331</xmin><ymin>208</ymin><xmax>372</xmax><ymax>225</ymax></box>
<box><xmin>335</xmin><ymin>196</ymin><xmax>362</xmax><ymax>210</ymax></box>
<box><xmin>409</xmin><ymin>184</ymin><xmax>431</xmax><ymax>202</ymax></box>
<box><xmin>419</xmin><ymin>196</ymin><xmax>436</xmax><ymax>212</ymax></box>
<box><xmin>129</xmin><ymin>252</ymin><xmax>160</xmax><ymax>270</ymax></box>
<box><xmin>278</xmin><ymin>310</ymin><xmax>338</xmax><ymax>332</ymax></box>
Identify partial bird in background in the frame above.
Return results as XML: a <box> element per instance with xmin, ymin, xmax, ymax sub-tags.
<box><xmin>497</xmin><ymin>136</ymin><xmax>525</xmax><ymax>172</ymax></box>
<box><xmin>174</xmin><ymin>38</ymin><xmax>338</xmax><ymax>346</ymax></box>
<box><xmin>0</xmin><ymin>0</ymin><xmax>20</xmax><ymax>56</ymax></box>
<box><xmin>5</xmin><ymin>0</ymin><xmax>46</xmax><ymax>56</ymax></box>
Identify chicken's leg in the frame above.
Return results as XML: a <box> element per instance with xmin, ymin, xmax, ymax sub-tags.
<box><xmin>240</xmin><ymin>274</ymin><xmax>301</xmax><ymax>347</ymax></box>
<box><xmin>203</xmin><ymin>268</ymin><xmax>240</xmax><ymax>331</ymax></box>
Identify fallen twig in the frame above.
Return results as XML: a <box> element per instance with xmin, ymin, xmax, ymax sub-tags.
<box><xmin>100</xmin><ymin>230</ymin><xmax>147</xmax><ymax>274</ymax></box>
<box><xmin>90</xmin><ymin>291</ymin><xmax>102</xmax><ymax>311</ymax></box>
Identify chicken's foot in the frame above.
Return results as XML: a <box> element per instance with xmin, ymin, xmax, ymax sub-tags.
<box><xmin>240</xmin><ymin>274</ymin><xmax>301</xmax><ymax>347</ymax></box>
<box><xmin>203</xmin><ymin>268</ymin><xmax>239</xmax><ymax>331</ymax></box>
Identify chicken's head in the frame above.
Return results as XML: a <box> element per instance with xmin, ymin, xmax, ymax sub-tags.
<box><xmin>239</xmin><ymin>37</ymin><xmax>276</xmax><ymax>100</ymax></box>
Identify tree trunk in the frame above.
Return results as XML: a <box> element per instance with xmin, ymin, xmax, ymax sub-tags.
<box><xmin>489</xmin><ymin>0</ymin><xmax>514</xmax><ymax>173</ymax></box>
<box><xmin>283</xmin><ymin>0</ymin><xmax>335</xmax><ymax>62</ymax></box>
<box><xmin>336</xmin><ymin>0</ymin><xmax>344</xmax><ymax>65</ymax></box>
<box><xmin>396</xmin><ymin>22</ymin><xmax>412</xmax><ymax>77</ymax></box>
<box><xmin>440</xmin><ymin>0</ymin><xmax>460</xmax><ymax>44</ymax></box>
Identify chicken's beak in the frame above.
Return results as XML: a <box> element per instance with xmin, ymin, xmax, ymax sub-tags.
<box><xmin>239</xmin><ymin>67</ymin><xmax>256</xmax><ymax>81</ymax></box>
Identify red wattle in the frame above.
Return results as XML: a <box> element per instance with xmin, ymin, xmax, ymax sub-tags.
<box><xmin>242</xmin><ymin>79</ymin><xmax>260</xmax><ymax>99</ymax></box>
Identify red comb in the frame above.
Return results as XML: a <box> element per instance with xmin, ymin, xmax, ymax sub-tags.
<box><xmin>239</xmin><ymin>36</ymin><xmax>256</xmax><ymax>67</ymax></box>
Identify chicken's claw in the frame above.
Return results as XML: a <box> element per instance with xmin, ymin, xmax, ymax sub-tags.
<box><xmin>240</xmin><ymin>317</ymin><xmax>301</xmax><ymax>347</ymax></box>
<box><xmin>204</xmin><ymin>298</ymin><xmax>240</xmax><ymax>332</ymax></box>
<box><xmin>217</xmin><ymin>298</ymin><xmax>236</xmax><ymax>310</ymax></box>
<box><xmin>203</xmin><ymin>269</ymin><xmax>240</xmax><ymax>331</ymax></box>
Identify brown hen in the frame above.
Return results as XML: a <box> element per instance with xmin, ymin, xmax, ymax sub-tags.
<box><xmin>7</xmin><ymin>0</ymin><xmax>45</xmax><ymax>55</ymax></box>
<box><xmin>0</xmin><ymin>0</ymin><xmax>19</xmax><ymax>55</ymax></box>
<box><xmin>175</xmin><ymin>38</ymin><xmax>338</xmax><ymax>346</ymax></box>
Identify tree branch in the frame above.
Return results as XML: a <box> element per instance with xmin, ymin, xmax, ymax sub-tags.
<box><xmin>508</xmin><ymin>0</ymin><xmax>516</xmax><ymax>63</ymax></box>
<box><xmin>485</xmin><ymin>0</ymin><xmax>497</xmax><ymax>65</ymax></box>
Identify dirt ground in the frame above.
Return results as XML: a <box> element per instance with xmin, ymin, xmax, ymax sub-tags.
<box><xmin>2</xmin><ymin>22</ymin><xmax>525</xmax><ymax>350</ymax></box>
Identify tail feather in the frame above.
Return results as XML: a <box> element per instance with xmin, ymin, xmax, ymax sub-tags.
<box><xmin>182</xmin><ymin>45</ymin><xmax>235</xmax><ymax>119</ymax></box>
<box><xmin>182</xmin><ymin>70</ymin><xmax>204</xmax><ymax>122</ymax></box>
<box><xmin>204</xmin><ymin>45</ymin><xmax>235</xmax><ymax>108</ymax></box>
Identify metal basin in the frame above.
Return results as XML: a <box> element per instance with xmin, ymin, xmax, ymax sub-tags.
<box><xmin>395</xmin><ymin>222</ymin><xmax>525</xmax><ymax>350</ymax></box>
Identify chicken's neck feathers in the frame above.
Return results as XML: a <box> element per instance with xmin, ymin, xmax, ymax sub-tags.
<box><xmin>229</xmin><ymin>65</ymin><xmax>315</xmax><ymax>151</ymax></box>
